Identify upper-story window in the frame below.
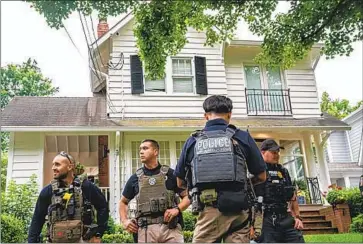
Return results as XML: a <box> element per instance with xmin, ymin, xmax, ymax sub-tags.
<box><xmin>172</xmin><ymin>58</ymin><xmax>194</xmax><ymax>93</ymax></box>
<box><xmin>130</xmin><ymin>55</ymin><xmax>208</xmax><ymax>96</ymax></box>
<box><xmin>244</xmin><ymin>65</ymin><xmax>284</xmax><ymax>90</ymax></box>
<box><xmin>244</xmin><ymin>64</ymin><xmax>292</xmax><ymax>115</ymax></box>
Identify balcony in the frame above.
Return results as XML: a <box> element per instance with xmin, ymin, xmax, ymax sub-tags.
<box><xmin>245</xmin><ymin>88</ymin><xmax>293</xmax><ymax>116</ymax></box>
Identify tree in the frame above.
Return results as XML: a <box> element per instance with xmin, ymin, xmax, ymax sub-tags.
<box><xmin>26</xmin><ymin>0</ymin><xmax>362</xmax><ymax>79</ymax></box>
<box><xmin>1</xmin><ymin>58</ymin><xmax>59</xmax><ymax>152</ymax></box>
<box><xmin>320</xmin><ymin>91</ymin><xmax>362</xmax><ymax>119</ymax></box>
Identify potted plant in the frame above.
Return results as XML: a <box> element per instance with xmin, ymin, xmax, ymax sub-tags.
<box><xmin>74</xmin><ymin>163</ymin><xmax>85</xmax><ymax>176</ymax></box>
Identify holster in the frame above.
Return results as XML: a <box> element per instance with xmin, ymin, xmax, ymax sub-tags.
<box><xmin>278</xmin><ymin>215</ymin><xmax>295</xmax><ymax>229</ymax></box>
<box><xmin>167</xmin><ymin>216</ymin><xmax>179</xmax><ymax>229</ymax></box>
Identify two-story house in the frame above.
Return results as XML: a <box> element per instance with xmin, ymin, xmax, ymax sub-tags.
<box><xmin>1</xmin><ymin>13</ymin><xmax>350</xmax><ymax>220</ymax></box>
<box><xmin>326</xmin><ymin>105</ymin><xmax>363</xmax><ymax>188</ymax></box>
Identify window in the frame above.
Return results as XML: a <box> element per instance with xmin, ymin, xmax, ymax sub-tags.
<box><xmin>280</xmin><ymin>140</ymin><xmax>305</xmax><ymax>181</ymax></box>
<box><xmin>145</xmin><ymin>77</ymin><xmax>166</xmax><ymax>92</ymax></box>
<box><xmin>244</xmin><ymin>65</ymin><xmax>286</xmax><ymax>113</ymax></box>
<box><xmin>172</xmin><ymin>58</ymin><xmax>194</xmax><ymax>93</ymax></box>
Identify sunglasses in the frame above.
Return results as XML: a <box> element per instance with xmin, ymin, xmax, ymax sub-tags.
<box><xmin>58</xmin><ymin>151</ymin><xmax>72</xmax><ymax>164</ymax></box>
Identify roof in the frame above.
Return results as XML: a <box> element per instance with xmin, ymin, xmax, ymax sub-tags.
<box><xmin>328</xmin><ymin>162</ymin><xmax>363</xmax><ymax>170</ymax></box>
<box><xmin>1</xmin><ymin>97</ymin><xmax>350</xmax><ymax>132</ymax></box>
<box><xmin>0</xmin><ymin>96</ymin><xmax>118</xmax><ymax>128</ymax></box>
<box><xmin>342</xmin><ymin>105</ymin><xmax>363</xmax><ymax>122</ymax></box>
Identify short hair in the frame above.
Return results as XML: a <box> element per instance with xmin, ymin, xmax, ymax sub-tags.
<box><xmin>203</xmin><ymin>95</ymin><xmax>233</xmax><ymax>114</ymax></box>
<box><xmin>141</xmin><ymin>139</ymin><xmax>160</xmax><ymax>150</ymax></box>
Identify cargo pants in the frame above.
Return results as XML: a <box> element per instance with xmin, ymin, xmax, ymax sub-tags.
<box><xmin>192</xmin><ymin>206</ymin><xmax>251</xmax><ymax>243</ymax></box>
<box><xmin>138</xmin><ymin>223</ymin><xmax>184</xmax><ymax>243</ymax></box>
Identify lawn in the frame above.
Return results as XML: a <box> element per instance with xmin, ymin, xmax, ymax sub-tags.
<box><xmin>304</xmin><ymin>233</ymin><xmax>363</xmax><ymax>243</ymax></box>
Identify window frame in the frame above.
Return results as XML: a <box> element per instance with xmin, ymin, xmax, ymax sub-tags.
<box><xmin>169</xmin><ymin>56</ymin><xmax>196</xmax><ymax>94</ymax></box>
<box><xmin>124</xmin><ymin>134</ymin><xmax>189</xmax><ymax>178</ymax></box>
<box><xmin>242</xmin><ymin>63</ymin><xmax>287</xmax><ymax>90</ymax></box>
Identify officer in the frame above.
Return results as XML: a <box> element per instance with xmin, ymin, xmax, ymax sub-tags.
<box><xmin>258</xmin><ymin>139</ymin><xmax>305</xmax><ymax>243</ymax></box>
<box><xmin>119</xmin><ymin>139</ymin><xmax>190</xmax><ymax>243</ymax></box>
<box><xmin>28</xmin><ymin>151</ymin><xmax>108</xmax><ymax>243</ymax></box>
<box><xmin>175</xmin><ymin>95</ymin><xmax>267</xmax><ymax>243</ymax></box>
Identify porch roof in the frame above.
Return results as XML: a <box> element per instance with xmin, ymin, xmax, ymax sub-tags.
<box><xmin>1</xmin><ymin>96</ymin><xmax>350</xmax><ymax>132</ymax></box>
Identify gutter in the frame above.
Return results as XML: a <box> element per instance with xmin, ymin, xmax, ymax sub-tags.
<box><xmin>1</xmin><ymin>125</ymin><xmax>351</xmax><ymax>132</ymax></box>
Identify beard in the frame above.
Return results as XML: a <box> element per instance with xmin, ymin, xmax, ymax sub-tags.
<box><xmin>54</xmin><ymin>171</ymin><xmax>68</xmax><ymax>180</ymax></box>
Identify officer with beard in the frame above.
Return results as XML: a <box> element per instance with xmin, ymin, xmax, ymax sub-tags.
<box><xmin>257</xmin><ymin>139</ymin><xmax>305</xmax><ymax>243</ymax></box>
<box><xmin>28</xmin><ymin>152</ymin><xmax>108</xmax><ymax>243</ymax></box>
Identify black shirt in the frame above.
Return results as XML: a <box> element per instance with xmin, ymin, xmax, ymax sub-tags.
<box><xmin>28</xmin><ymin>179</ymin><xmax>108</xmax><ymax>243</ymax></box>
<box><xmin>122</xmin><ymin>164</ymin><xmax>185</xmax><ymax>227</ymax></box>
<box><xmin>122</xmin><ymin>164</ymin><xmax>184</xmax><ymax>200</ymax></box>
<box><xmin>175</xmin><ymin>118</ymin><xmax>266</xmax><ymax>180</ymax></box>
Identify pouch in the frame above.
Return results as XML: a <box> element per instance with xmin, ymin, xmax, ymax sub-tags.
<box><xmin>217</xmin><ymin>190</ymin><xmax>249</xmax><ymax>213</ymax></box>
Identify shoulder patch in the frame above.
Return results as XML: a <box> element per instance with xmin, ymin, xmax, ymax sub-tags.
<box><xmin>136</xmin><ymin>168</ymin><xmax>144</xmax><ymax>178</ymax></box>
<box><xmin>160</xmin><ymin>165</ymin><xmax>169</xmax><ymax>175</ymax></box>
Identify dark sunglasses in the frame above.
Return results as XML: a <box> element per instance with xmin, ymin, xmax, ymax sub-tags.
<box><xmin>58</xmin><ymin>151</ymin><xmax>72</xmax><ymax>164</ymax></box>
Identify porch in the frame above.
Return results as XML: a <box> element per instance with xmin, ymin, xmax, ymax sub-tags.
<box><xmin>43</xmin><ymin>134</ymin><xmax>111</xmax><ymax>204</ymax></box>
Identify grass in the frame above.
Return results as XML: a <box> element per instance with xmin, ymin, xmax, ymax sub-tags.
<box><xmin>304</xmin><ymin>233</ymin><xmax>363</xmax><ymax>243</ymax></box>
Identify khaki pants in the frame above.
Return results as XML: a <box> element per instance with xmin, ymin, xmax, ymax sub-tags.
<box><xmin>138</xmin><ymin>223</ymin><xmax>184</xmax><ymax>243</ymax></box>
<box><xmin>193</xmin><ymin>207</ymin><xmax>250</xmax><ymax>243</ymax></box>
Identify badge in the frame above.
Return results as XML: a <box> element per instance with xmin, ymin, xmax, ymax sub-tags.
<box><xmin>277</xmin><ymin>171</ymin><xmax>283</xmax><ymax>178</ymax></box>
<box><xmin>148</xmin><ymin>177</ymin><xmax>156</xmax><ymax>185</ymax></box>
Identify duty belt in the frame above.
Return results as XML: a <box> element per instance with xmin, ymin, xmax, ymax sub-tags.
<box><xmin>137</xmin><ymin>216</ymin><xmax>164</xmax><ymax>228</ymax></box>
<box><xmin>264</xmin><ymin>204</ymin><xmax>287</xmax><ymax>214</ymax></box>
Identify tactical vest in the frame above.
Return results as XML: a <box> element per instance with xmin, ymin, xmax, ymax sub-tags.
<box><xmin>264</xmin><ymin>164</ymin><xmax>295</xmax><ymax>212</ymax></box>
<box><xmin>190</xmin><ymin>125</ymin><xmax>250</xmax><ymax>213</ymax></box>
<box><xmin>46</xmin><ymin>178</ymin><xmax>84</xmax><ymax>243</ymax></box>
<box><xmin>135</xmin><ymin>165</ymin><xmax>176</xmax><ymax>225</ymax></box>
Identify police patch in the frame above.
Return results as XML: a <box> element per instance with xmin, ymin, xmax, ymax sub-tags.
<box><xmin>148</xmin><ymin>177</ymin><xmax>156</xmax><ymax>185</ymax></box>
<box><xmin>196</xmin><ymin>136</ymin><xmax>232</xmax><ymax>155</ymax></box>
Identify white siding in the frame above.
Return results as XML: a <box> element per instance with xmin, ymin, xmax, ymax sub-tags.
<box><xmin>285</xmin><ymin>69</ymin><xmax>321</xmax><ymax>118</ymax></box>
<box><xmin>346</xmin><ymin>111</ymin><xmax>362</xmax><ymax>162</ymax></box>
<box><xmin>7</xmin><ymin>132</ymin><xmax>44</xmax><ymax>187</ymax></box>
<box><xmin>327</xmin><ymin>131</ymin><xmax>352</xmax><ymax>163</ymax></box>
<box><xmin>108</xmin><ymin>20</ymin><xmax>227</xmax><ymax>118</ymax></box>
<box><xmin>350</xmin><ymin>177</ymin><xmax>360</xmax><ymax>187</ymax></box>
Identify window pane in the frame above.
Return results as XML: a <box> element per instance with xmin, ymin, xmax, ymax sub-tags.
<box><xmin>244</xmin><ymin>66</ymin><xmax>262</xmax><ymax>89</ymax></box>
<box><xmin>158</xmin><ymin>141</ymin><xmax>171</xmax><ymax>166</ymax></box>
<box><xmin>145</xmin><ymin>79</ymin><xmax>165</xmax><ymax>92</ymax></box>
<box><xmin>266</xmin><ymin>67</ymin><xmax>283</xmax><ymax>89</ymax></box>
<box><xmin>244</xmin><ymin>66</ymin><xmax>263</xmax><ymax>111</ymax></box>
<box><xmin>172</xmin><ymin>59</ymin><xmax>192</xmax><ymax>75</ymax></box>
<box><xmin>173</xmin><ymin>78</ymin><xmax>193</xmax><ymax>93</ymax></box>
<box><xmin>131</xmin><ymin>141</ymin><xmax>142</xmax><ymax>173</ymax></box>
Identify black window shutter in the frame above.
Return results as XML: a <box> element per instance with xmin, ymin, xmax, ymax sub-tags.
<box><xmin>130</xmin><ymin>55</ymin><xmax>144</xmax><ymax>94</ymax></box>
<box><xmin>195</xmin><ymin>56</ymin><xmax>208</xmax><ymax>95</ymax></box>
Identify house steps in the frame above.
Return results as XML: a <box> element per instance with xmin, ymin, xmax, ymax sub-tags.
<box><xmin>299</xmin><ymin>204</ymin><xmax>339</xmax><ymax>235</ymax></box>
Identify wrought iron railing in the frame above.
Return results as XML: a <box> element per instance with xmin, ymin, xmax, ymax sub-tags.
<box><xmin>245</xmin><ymin>88</ymin><xmax>293</xmax><ymax>116</ymax></box>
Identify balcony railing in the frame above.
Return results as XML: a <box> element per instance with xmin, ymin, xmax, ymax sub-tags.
<box><xmin>245</xmin><ymin>88</ymin><xmax>293</xmax><ymax>116</ymax></box>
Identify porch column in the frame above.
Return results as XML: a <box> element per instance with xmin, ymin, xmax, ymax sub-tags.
<box><xmin>313</xmin><ymin>132</ymin><xmax>331</xmax><ymax>191</ymax></box>
<box><xmin>344</xmin><ymin>176</ymin><xmax>351</xmax><ymax>188</ymax></box>
<box><xmin>302</xmin><ymin>133</ymin><xmax>317</xmax><ymax>177</ymax></box>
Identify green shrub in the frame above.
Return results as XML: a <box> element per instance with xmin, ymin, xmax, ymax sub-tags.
<box><xmin>345</xmin><ymin>187</ymin><xmax>363</xmax><ymax>218</ymax></box>
<box><xmin>326</xmin><ymin>189</ymin><xmax>345</xmax><ymax>205</ymax></box>
<box><xmin>0</xmin><ymin>214</ymin><xmax>26</xmax><ymax>243</ymax></box>
<box><xmin>183</xmin><ymin>210</ymin><xmax>197</xmax><ymax>232</ymax></box>
<box><xmin>102</xmin><ymin>233</ymin><xmax>134</xmax><ymax>243</ymax></box>
<box><xmin>183</xmin><ymin>230</ymin><xmax>194</xmax><ymax>243</ymax></box>
<box><xmin>105</xmin><ymin>217</ymin><xmax>117</xmax><ymax>234</ymax></box>
<box><xmin>350</xmin><ymin>214</ymin><xmax>363</xmax><ymax>233</ymax></box>
<box><xmin>1</xmin><ymin>174</ymin><xmax>38</xmax><ymax>227</ymax></box>
<box><xmin>293</xmin><ymin>179</ymin><xmax>307</xmax><ymax>191</ymax></box>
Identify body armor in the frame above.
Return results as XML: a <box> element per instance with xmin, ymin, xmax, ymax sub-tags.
<box><xmin>47</xmin><ymin>178</ymin><xmax>84</xmax><ymax>243</ymax></box>
<box><xmin>264</xmin><ymin>164</ymin><xmax>295</xmax><ymax>212</ymax></box>
<box><xmin>135</xmin><ymin>165</ymin><xmax>176</xmax><ymax>227</ymax></box>
<box><xmin>189</xmin><ymin>125</ymin><xmax>250</xmax><ymax>214</ymax></box>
